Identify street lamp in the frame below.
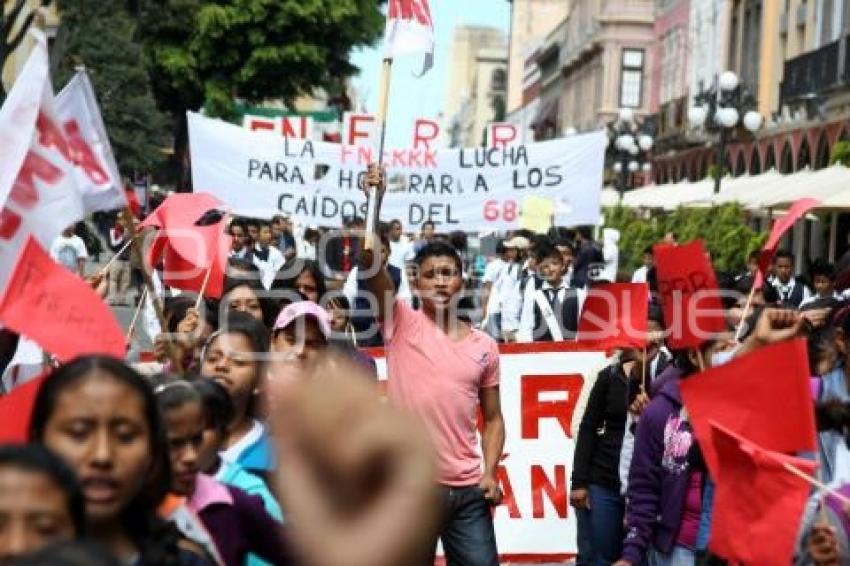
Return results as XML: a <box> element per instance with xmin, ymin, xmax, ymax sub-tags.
<box><xmin>689</xmin><ymin>70</ymin><xmax>763</xmax><ymax>194</ymax></box>
<box><xmin>609</xmin><ymin>108</ymin><xmax>654</xmax><ymax>199</ymax></box>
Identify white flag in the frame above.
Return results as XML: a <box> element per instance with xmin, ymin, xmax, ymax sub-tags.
<box><xmin>0</xmin><ymin>30</ymin><xmax>101</xmax><ymax>293</ymax></box>
<box><xmin>55</xmin><ymin>68</ymin><xmax>127</xmax><ymax>212</ymax></box>
<box><xmin>383</xmin><ymin>0</ymin><xmax>435</xmax><ymax>75</ymax></box>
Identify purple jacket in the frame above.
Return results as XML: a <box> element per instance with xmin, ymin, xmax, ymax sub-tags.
<box><xmin>622</xmin><ymin>365</ymin><xmax>695</xmax><ymax>564</ymax></box>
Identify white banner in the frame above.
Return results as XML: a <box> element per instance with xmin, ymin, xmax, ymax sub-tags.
<box><xmin>55</xmin><ymin>68</ymin><xmax>127</xmax><ymax>212</ymax></box>
<box><xmin>371</xmin><ymin>342</ymin><xmax>610</xmax><ymax>561</ymax></box>
<box><xmin>188</xmin><ymin>112</ymin><xmax>606</xmax><ymax>231</ymax></box>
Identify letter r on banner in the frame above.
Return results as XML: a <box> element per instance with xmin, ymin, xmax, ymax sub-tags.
<box><xmin>489</xmin><ymin>123</ymin><xmax>518</xmax><ymax>148</ymax></box>
<box><xmin>521</xmin><ymin>374</ymin><xmax>583</xmax><ymax>440</ymax></box>
<box><xmin>413</xmin><ymin>119</ymin><xmax>440</xmax><ymax>150</ymax></box>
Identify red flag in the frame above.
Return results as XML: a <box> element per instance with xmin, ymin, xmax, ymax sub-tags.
<box><xmin>755</xmin><ymin>198</ymin><xmax>820</xmax><ymax>289</ymax></box>
<box><xmin>140</xmin><ymin>193</ymin><xmax>231</xmax><ymax>299</ymax></box>
<box><xmin>0</xmin><ymin>237</ymin><xmax>126</xmax><ymax>362</ymax></box>
<box><xmin>653</xmin><ymin>240</ymin><xmax>726</xmax><ymax>350</ymax></box>
<box><xmin>708</xmin><ymin>422</ymin><xmax>816</xmax><ymax>565</ymax></box>
<box><xmin>577</xmin><ymin>282</ymin><xmax>648</xmax><ymax>349</ymax></box>
<box><xmin>0</xmin><ymin>371</ymin><xmax>48</xmax><ymax>444</ymax></box>
<box><xmin>680</xmin><ymin>338</ymin><xmax>816</xmax><ymax>475</ymax></box>
<box><xmin>384</xmin><ymin>0</ymin><xmax>435</xmax><ymax>75</ymax></box>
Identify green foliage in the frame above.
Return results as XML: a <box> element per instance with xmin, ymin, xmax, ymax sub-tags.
<box><xmin>53</xmin><ymin>0</ymin><xmax>168</xmax><ymax>174</ymax></box>
<box><xmin>140</xmin><ymin>0</ymin><xmax>385</xmax><ymax>121</ymax></box>
<box><xmin>604</xmin><ymin>203</ymin><xmax>767</xmax><ymax>274</ymax></box>
<box><xmin>707</xmin><ymin>164</ymin><xmax>729</xmax><ymax>181</ymax></box>
<box><xmin>831</xmin><ymin>140</ymin><xmax>850</xmax><ymax>167</ymax></box>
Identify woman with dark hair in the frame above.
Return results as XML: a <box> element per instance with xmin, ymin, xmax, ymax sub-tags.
<box><xmin>272</xmin><ymin>259</ymin><xmax>326</xmax><ymax>305</ymax></box>
<box><xmin>199</xmin><ymin>312</ymin><xmax>273</xmax><ymax>478</ymax></box>
<box><xmin>28</xmin><ymin>356</ymin><xmax>212</xmax><ymax>565</ymax></box>
<box><xmin>219</xmin><ymin>277</ymin><xmax>278</xmax><ymax>330</ymax></box>
<box><xmin>0</xmin><ymin>444</ymin><xmax>85</xmax><ymax>563</ymax></box>
<box><xmin>152</xmin><ymin>378</ymin><xmax>290</xmax><ymax>566</ymax></box>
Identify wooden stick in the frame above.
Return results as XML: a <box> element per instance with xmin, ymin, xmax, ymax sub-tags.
<box><xmin>640</xmin><ymin>346</ymin><xmax>648</xmax><ymax>395</ymax></box>
<box><xmin>126</xmin><ymin>287</ymin><xmax>147</xmax><ymax>342</ymax></box>
<box><xmin>733</xmin><ymin>284</ymin><xmax>757</xmax><ymax>342</ymax></box>
<box><xmin>194</xmin><ymin>265</ymin><xmax>213</xmax><ymax>310</ymax></box>
<box><xmin>365</xmin><ymin>58</ymin><xmax>394</xmax><ymax>252</ymax></box>
<box><xmin>122</xmin><ymin>207</ymin><xmax>183</xmax><ymax>373</ymax></box>
<box><xmin>782</xmin><ymin>461</ymin><xmax>850</xmax><ymax>505</ymax></box>
<box><xmin>99</xmin><ymin>239</ymin><xmax>132</xmax><ymax>276</ymax></box>
<box><xmin>694</xmin><ymin>347</ymin><xmax>706</xmax><ymax>372</ymax></box>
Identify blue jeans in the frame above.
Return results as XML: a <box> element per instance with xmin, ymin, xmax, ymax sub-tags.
<box><xmin>649</xmin><ymin>546</ymin><xmax>696</xmax><ymax>566</ymax></box>
<box><xmin>426</xmin><ymin>485</ymin><xmax>499</xmax><ymax>566</ymax></box>
<box><xmin>575</xmin><ymin>506</ymin><xmax>592</xmax><ymax>565</ymax></box>
<box><xmin>588</xmin><ymin>484</ymin><xmax>625</xmax><ymax>565</ymax></box>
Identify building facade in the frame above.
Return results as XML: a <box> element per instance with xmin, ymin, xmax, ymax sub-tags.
<box><xmin>504</xmin><ymin>0</ymin><xmax>571</xmax><ymax>115</ymax></box>
<box><xmin>445</xmin><ymin>26</ymin><xmax>508</xmax><ymax>148</ymax></box>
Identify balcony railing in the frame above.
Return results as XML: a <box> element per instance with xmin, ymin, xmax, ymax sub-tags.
<box><xmin>780</xmin><ymin>36</ymin><xmax>846</xmax><ymax>102</ymax></box>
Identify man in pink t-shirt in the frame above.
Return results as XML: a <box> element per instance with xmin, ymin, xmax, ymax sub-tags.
<box><xmin>360</xmin><ymin>164</ymin><xmax>505</xmax><ymax>565</ymax></box>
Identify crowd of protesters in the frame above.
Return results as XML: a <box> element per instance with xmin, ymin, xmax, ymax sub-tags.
<box><xmin>2</xmin><ymin>164</ymin><xmax>850</xmax><ymax>566</ymax></box>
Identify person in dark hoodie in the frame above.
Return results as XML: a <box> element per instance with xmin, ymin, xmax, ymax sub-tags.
<box><xmin>614</xmin><ymin>309</ymin><xmax>804</xmax><ymax>566</ymax></box>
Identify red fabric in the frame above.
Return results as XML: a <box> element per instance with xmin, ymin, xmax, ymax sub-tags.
<box><xmin>0</xmin><ymin>371</ymin><xmax>48</xmax><ymax>443</ymax></box>
<box><xmin>0</xmin><ymin>237</ymin><xmax>126</xmax><ymax>362</ymax></box>
<box><xmin>576</xmin><ymin>282</ymin><xmax>648</xmax><ymax>349</ymax></box>
<box><xmin>708</xmin><ymin>422</ymin><xmax>816</xmax><ymax>565</ymax></box>
<box><xmin>125</xmin><ymin>187</ymin><xmax>141</xmax><ymax>218</ymax></box>
<box><xmin>679</xmin><ymin>338</ymin><xmax>816</xmax><ymax>475</ymax></box>
<box><xmin>652</xmin><ymin>240</ymin><xmax>726</xmax><ymax>349</ymax></box>
<box><xmin>754</xmin><ymin>198</ymin><xmax>820</xmax><ymax>289</ymax></box>
<box><xmin>140</xmin><ymin>193</ymin><xmax>230</xmax><ymax>299</ymax></box>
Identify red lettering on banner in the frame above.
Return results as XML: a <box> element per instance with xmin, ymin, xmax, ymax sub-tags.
<box><xmin>391</xmin><ymin>149</ymin><xmax>408</xmax><ymax>167</ymax></box>
<box><xmin>521</xmin><ymin>374</ymin><xmax>584</xmax><ymax>440</ymax></box>
<box><xmin>62</xmin><ymin>120</ymin><xmax>110</xmax><ymax>185</ymax></box>
<box><xmin>424</xmin><ymin>150</ymin><xmax>438</xmax><ymax>168</ymax></box>
<box><xmin>413</xmin><ymin>119</ymin><xmax>439</xmax><ymax>151</ymax></box>
<box><xmin>247</xmin><ymin>118</ymin><xmax>277</xmax><ymax>133</ymax></box>
<box><xmin>495</xmin><ymin>464</ymin><xmax>521</xmax><ymax>519</ymax></box>
<box><xmin>358</xmin><ymin>146</ymin><xmax>374</xmax><ymax>166</ymax></box>
<box><xmin>282</xmin><ymin>116</ymin><xmax>308</xmax><ymax>139</ymax></box>
<box><xmin>530</xmin><ymin>465</ymin><xmax>568</xmax><ymax>519</ymax></box>
<box><xmin>347</xmin><ymin>115</ymin><xmax>375</xmax><ymax>146</ymax></box>
<box><xmin>389</xmin><ymin>0</ymin><xmax>433</xmax><ymax>26</ymax></box>
<box><xmin>490</xmin><ymin>124</ymin><xmax>517</xmax><ymax>148</ymax></box>
<box><xmin>36</xmin><ymin>113</ymin><xmax>72</xmax><ymax>161</ymax></box>
<box><xmin>0</xmin><ymin>210</ymin><xmax>22</xmax><ymax>239</ymax></box>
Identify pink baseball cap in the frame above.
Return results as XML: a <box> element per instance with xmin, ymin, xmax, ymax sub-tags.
<box><xmin>273</xmin><ymin>301</ymin><xmax>332</xmax><ymax>339</ymax></box>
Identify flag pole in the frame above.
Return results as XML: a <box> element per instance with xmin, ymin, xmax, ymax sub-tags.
<box><xmin>126</xmin><ymin>287</ymin><xmax>147</xmax><ymax>342</ymax></box>
<box><xmin>122</xmin><ymin>207</ymin><xmax>183</xmax><ymax>373</ymax></box>
<box><xmin>99</xmin><ymin>239</ymin><xmax>132</xmax><ymax>276</ymax></box>
<box><xmin>364</xmin><ymin>57</ymin><xmax>394</xmax><ymax>251</ymax></box>
<box><xmin>194</xmin><ymin>265</ymin><xmax>214</xmax><ymax>310</ymax></box>
<box><xmin>734</xmin><ymin>285</ymin><xmax>757</xmax><ymax>342</ymax></box>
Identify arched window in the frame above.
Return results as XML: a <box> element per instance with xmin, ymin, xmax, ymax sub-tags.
<box><xmin>797</xmin><ymin>137</ymin><xmax>812</xmax><ymax>171</ymax></box>
<box><xmin>815</xmin><ymin>132</ymin><xmax>830</xmax><ymax>169</ymax></box>
<box><xmin>491</xmin><ymin>69</ymin><xmax>507</xmax><ymax>92</ymax></box>
<box><xmin>735</xmin><ymin>152</ymin><xmax>747</xmax><ymax>176</ymax></box>
<box><xmin>781</xmin><ymin>142</ymin><xmax>794</xmax><ymax>173</ymax></box>
<box><xmin>765</xmin><ymin>145</ymin><xmax>777</xmax><ymax>170</ymax></box>
<box><xmin>750</xmin><ymin>147</ymin><xmax>762</xmax><ymax>174</ymax></box>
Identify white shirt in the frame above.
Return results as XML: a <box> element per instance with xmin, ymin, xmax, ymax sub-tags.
<box><xmin>299</xmin><ymin>240</ymin><xmax>317</xmax><ymax>261</ymax></box>
<box><xmin>518</xmin><ymin>279</ymin><xmax>587</xmax><ymax>343</ymax></box>
<box><xmin>252</xmin><ymin>245</ymin><xmax>285</xmax><ymax>289</ymax></box>
<box><xmin>388</xmin><ymin>237</ymin><xmax>413</xmax><ymax>270</ymax></box>
<box><xmin>631</xmin><ymin>265</ymin><xmax>649</xmax><ymax>284</ymax></box>
<box><xmin>769</xmin><ymin>276</ymin><xmax>813</xmax><ymax>305</ymax></box>
<box><xmin>482</xmin><ymin>258</ymin><xmax>507</xmax><ymax>314</ymax></box>
<box><xmin>49</xmin><ymin>234</ymin><xmax>88</xmax><ymax>272</ymax></box>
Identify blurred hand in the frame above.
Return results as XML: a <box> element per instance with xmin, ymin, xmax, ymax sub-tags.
<box><xmin>801</xmin><ymin>308</ymin><xmax>831</xmax><ymax>329</ymax></box>
<box><xmin>88</xmin><ymin>272</ymin><xmax>108</xmax><ymax>300</ymax></box>
<box><xmin>359</xmin><ymin>163</ymin><xmax>386</xmax><ymax>198</ymax></box>
<box><xmin>569</xmin><ymin>488</ymin><xmax>590</xmax><ymax>510</ymax></box>
<box><xmin>479</xmin><ymin>473</ymin><xmax>502</xmax><ymax>505</ymax></box>
<box><xmin>752</xmin><ymin>309</ymin><xmax>805</xmax><ymax>346</ymax></box>
<box><xmin>629</xmin><ymin>392</ymin><xmax>651</xmax><ymax>417</ymax></box>
<box><xmin>268</xmin><ymin>353</ymin><xmax>439</xmax><ymax>566</ymax></box>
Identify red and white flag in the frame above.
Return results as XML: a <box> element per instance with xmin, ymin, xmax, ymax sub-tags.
<box><xmin>384</xmin><ymin>0</ymin><xmax>435</xmax><ymax>75</ymax></box>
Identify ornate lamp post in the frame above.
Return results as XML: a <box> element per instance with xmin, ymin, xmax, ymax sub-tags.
<box><xmin>688</xmin><ymin>71</ymin><xmax>764</xmax><ymax>194</ymax></box>
<box><xmin>609</xmin><ymin>108</ymin><xmax>654</xmax><ymax>199</ymax></box>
